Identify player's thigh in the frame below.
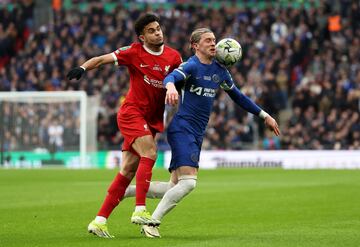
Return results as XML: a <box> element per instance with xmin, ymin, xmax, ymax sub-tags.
<box><xmin>170</xmin><ymin>171</ymin><xmax>178</xmax><ymax>184</ymax></box>
<box><xmin>132</xmin><ymin>134</ymin><xmax>157</xmax><ymax>159</ymax></box>
<box><xmin>175</xmin><ymin>166</ymin><xmax>198</xmax><ymax>177</ymax></box>
<box><xmin>120</xmin><ymin>151</ymin><xmax>140</xmax><ymax>179</ymax></box>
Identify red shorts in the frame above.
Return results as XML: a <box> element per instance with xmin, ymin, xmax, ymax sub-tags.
<box><xmin>117</xmin><ymin>106</ymin><xmax>157</xmax><ymax>155</ymax></box>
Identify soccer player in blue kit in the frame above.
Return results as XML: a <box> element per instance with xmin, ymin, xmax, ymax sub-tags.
<box><xmin>139</xmin><ymin>28</ymin><xmax>280</xmax><ymax>238</ymax></box>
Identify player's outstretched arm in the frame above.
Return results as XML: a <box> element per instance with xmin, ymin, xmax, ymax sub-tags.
<box><xmin>67</xmin><ymin>53</ymin><xmax>114</xmax><ymax>80</ymax></box>
<box><xmin>225</xmin><ymin>86</ymin><xmax>280</xmax><ymax>136</ymax></box>
<box><xmin>264</xmin><ymin>115</ymin><xmax>281</xmax><ymax>136</ymax></box>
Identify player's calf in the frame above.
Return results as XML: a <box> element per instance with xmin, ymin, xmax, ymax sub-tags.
<box><xmin>151</xmin><ymin>175</ymin><xmax>197</xmax><ymax>222</ymax></box>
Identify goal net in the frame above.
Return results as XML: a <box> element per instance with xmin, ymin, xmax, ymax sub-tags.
<box><xmin>0</xmin><ymin>91</ymin><xmax>98</xmax><ymax>168</ymax></box>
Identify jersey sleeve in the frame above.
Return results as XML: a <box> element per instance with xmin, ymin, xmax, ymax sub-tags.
<box><xmin>111</xmin><ymin>45</ymin><xmax>133</xmax><ymax>66</ymax></box>
<box><xmin>221</xmin><ymin>69</ymin><xmax>262</xmax><ymax>116</ymax></box>
<box><xmin>219</xmin><ymin>69</ymin><xmax>236</xmax><ymax>91</ymax></box>
<box><xmin>164</xmin><ymin>60</ymin><xmax>195</xmax><ymax>86</ymax></box>
<box><xmin>175</xmin><ymin>61</ymin><xmax>196</xmax><ymax>79</ymax></box>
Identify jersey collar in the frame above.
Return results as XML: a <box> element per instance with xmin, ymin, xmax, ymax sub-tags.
<box><xmin>142</xmin><ymin>44</ymin><xmax>164</xmax><ymax>56</ymax></box>
<box><xmin>194</xmin><ymin>55</ymin><xmax>214</xmax><ymax>65</ymax></box>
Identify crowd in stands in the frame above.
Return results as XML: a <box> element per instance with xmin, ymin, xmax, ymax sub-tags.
<box><xmin>0</xmin><ymin>0</ymin><xmax>33</xmax><ymax>68</ymax></box>
<box><xmin>0</xmin><ymin>1</ymin><xmax>359</xmax><ymax>151</ymax></box>
<box><xmin>1</xmin><ymin>101</ymin><xmax>80</xmax><ymax>152</ymax></box>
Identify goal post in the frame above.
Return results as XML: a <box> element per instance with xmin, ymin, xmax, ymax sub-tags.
<box><xmin>0</xmin><ymin>91</ymin><xmax>98</xmax><ymax>168</ymax></box>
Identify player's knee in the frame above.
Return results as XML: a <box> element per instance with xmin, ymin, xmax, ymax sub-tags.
<box><xmin>184</xmin><ymin>178</ymin><xmax>197</xmax><ymax>192</ymax></box>
<box><xmin>133</xmin><ymin>137</ymin><xmax>157</xmax><ymax>160</ymax></box>
<box><xmin>142</xmin><ymin>148</ymin><xmax>157</xmax><ymax>160</ymax></box>
<box><xmin>167</xmin><ymin>180</ymin><xmax>176</xmax><ymax>190</ymax></box>
<box><xmin>178</xmin><ymin>176</ymin><xmax>197</xmax><ymax>194</ymax></box>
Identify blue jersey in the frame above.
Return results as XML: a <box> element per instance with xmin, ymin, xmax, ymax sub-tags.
<box><xmin>168</xmin><ymin>56</ymin><xmax>234</xmax><ymax>136</ymax></box>
<box><xmin>164</xmin><ymin>55</ymin><xmax>261</xmax><ymax>137</ymax></box>
<box><xmin>163</xmin><ymin>55</ymin><xmax>263</xmax><ymax>171</ymax></box>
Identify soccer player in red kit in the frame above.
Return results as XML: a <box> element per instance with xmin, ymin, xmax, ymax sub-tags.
<box><xmin>67</xmin><ymin>13</ymin><xmax>182</xmax><ymax>238</ymax></box>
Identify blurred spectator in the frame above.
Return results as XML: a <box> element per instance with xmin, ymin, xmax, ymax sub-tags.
<box><xmin>48</xmin><ymin>118</ymin><xmax>64</xmax><ymax>152</ymax></box>
<box><xmin>1</xmin><ymin>101</ymin><xmax>81</xmax><ymax>152</ymax></box>
<box><xmin>262</xmin><ymin>129</ymin><xmax>281</xmax><ymax>150</ymax></box>
<box><xmin>0</xmin><ymin>0</ymin><xmax>34</xmax><ymax>69</ymax></box>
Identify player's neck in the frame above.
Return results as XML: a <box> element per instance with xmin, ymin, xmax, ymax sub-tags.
<box><xmin>143</xmin><ymin>43</ymin><xmax>164</xmax><ymax>55</ymax></box>
<box><xmin>196</xmin><ymin>53</ymin><xmax>212</xmax><ymax>65</ymax></box>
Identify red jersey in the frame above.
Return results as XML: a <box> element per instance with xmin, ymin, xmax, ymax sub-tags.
<box><xmin>112</xmin><ymin>43</ymin><xmax>182</xmax><ymax>133</ymax></box>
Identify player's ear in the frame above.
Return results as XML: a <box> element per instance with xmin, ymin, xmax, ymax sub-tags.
<box><xmin>139</xmin><ymin>35</ymin><xmax>145</xmax><ymax>42</ymax></box>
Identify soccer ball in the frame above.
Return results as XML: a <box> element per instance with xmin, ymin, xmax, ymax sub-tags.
<box><xmin>215</xmin><ymin>38</ymin><xmax>242</xmax><ymax>67</ymax></box>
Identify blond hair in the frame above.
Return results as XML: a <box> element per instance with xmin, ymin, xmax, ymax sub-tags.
<box><xmin>189</xmin><ymin>28</ymin><xmax>213</xmax><ymax>50</ymax></box>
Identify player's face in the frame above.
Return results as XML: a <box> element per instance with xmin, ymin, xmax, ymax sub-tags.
<box><xmin>196</xmin><ymin>32</ymin><xmax>216</xmax><ymax>58</ymax></box>
<box><xmin>140</xmin><ymin>21</ymin><xmax>164</xmax><ymax>48</ymax></box>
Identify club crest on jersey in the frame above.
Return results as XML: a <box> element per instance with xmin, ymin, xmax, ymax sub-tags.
<box><xmin>164</xmin><ymin>65</ymin><xmax>170</xmax><ymax>75</ymax></box>
<box><xmin>212</xmin><ymin>74</ymin><xmax>220</xmax><ymax>83</ymax></box>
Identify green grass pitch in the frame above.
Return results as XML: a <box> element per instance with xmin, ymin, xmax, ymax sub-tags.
<box><xmin>0</xmin><ymin>168</ymin><xmax>359</xmax><ymax>247</ymax></box>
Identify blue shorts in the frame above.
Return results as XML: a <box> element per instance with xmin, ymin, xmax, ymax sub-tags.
<box><xmin>167</xmin><ymin>118</ymin><xmax>203</xmax><ymax>172</ymax></box>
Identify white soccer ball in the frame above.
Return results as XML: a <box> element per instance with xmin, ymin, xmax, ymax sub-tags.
<box><xmin>215</xmin><ymin>38</ymin><xmax>242</xmax><ymax>67</ymax></box>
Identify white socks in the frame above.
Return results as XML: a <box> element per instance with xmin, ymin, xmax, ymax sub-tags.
<box><xmin>124</xmin><ymin>181</ymin><xmax>175</xmax><ymax>199</ymax></box>
<box><xmin>152</xmin><ymin>175</ymin><xmax>197</xmax><ymax>221</ymax></box>
<box><xmin>135</xmin><ymin>205</ymin><xmax>146</xmax><ymax>212</ymax></box>
<box><xmin>95</xmin><ymin>216</ymin><xmax>107</xmax><ymax>224</ymax></box>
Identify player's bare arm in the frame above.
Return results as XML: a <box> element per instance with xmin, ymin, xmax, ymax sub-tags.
<box><xmin>81</xmin><ymin>53</ymin><xmax>114</xmax><ymax>70</ymax></box>
<box><xmin>67</xmin><ymin>53</ymin><xmax>114</xmax><ymax>80</ymax></box>
<box><xmin>264</xmin><ymin>115</ymin><xmax>281</xmax><ymax>136</ymax></box>
<box><xmin>165</xmin><ymin>82</ymin><xmax>179</xmax><ymax>106</ymax></box>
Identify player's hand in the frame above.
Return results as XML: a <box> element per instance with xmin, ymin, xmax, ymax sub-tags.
<box><xmin>165</xmin><ymin>83</ymin><xmax>178</xmax><ymax>106</ymax></box>
<box><xmin>264</xmin><ymin>116</ymin><xmax>281</xmax><ymax>136</ymax></box>
<box><xmin>67</xmin><ymin>67</ymin><xmax>85</xmax><ymax>80</ymax></box>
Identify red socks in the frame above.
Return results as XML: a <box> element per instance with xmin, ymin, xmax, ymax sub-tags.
<box><xmin>97</xmin><ymin>157</ymin><xmax>155</xmax><ymax>217</ymax></box>
<box><xmin>136</xmin><ymin>157</ymin><xmax>155</xmax><ymax>206</ymax></box>
<box><xmin>97</xmin><ymin>172</ymin><xmax>131</xmax><ymax>218</ymax></box>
